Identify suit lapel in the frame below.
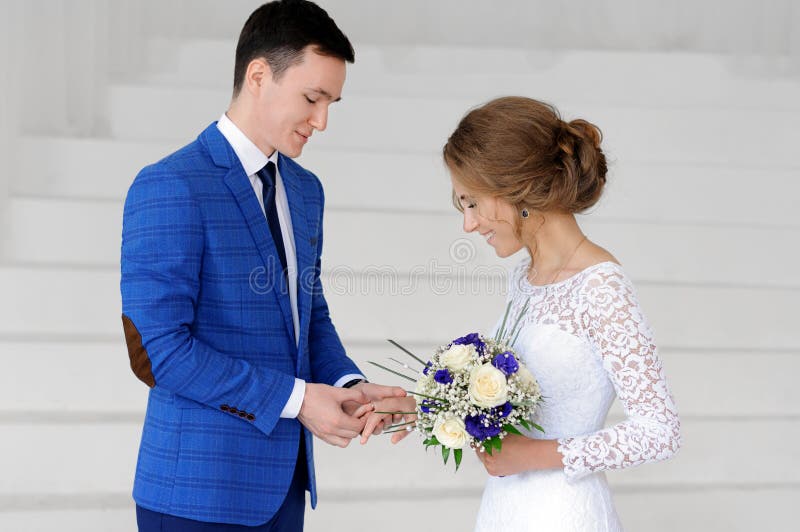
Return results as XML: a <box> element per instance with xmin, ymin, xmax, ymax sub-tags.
<box><xmin>203</xmin><ymin>125</ymin><xmax>296</xmax><ymax>347</ymax></box>
<box><xmin>278</xmin><ymin>155</ymin><xmax>314</xmax><ymax>362</ymax></box>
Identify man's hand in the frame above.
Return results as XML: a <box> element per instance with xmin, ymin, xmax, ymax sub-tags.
<box><xmin>344</xmin><ymin>382</ymin><xmax>407</xmax><ymax>437</ymax></box>
<box><xmin>360</xmin><ymin>396</ymin><xmax>417</xmax><ymax>445</ymax></box>
<box><xmin>297</xmin><ymin>383</ymin><xmax>369</xmax><ymax>448</ymax></box>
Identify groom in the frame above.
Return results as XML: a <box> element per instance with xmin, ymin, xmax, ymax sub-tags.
<box><xmin>121</xmin><ymin>1</ymin><xmax>404</xmax><ymax>530</ymax></box>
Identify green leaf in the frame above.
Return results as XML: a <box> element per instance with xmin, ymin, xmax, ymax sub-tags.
<box><xmin>367</xmin><ymin>361</ymin><xmax>417</xmax><ymax>382</ymax></box>
<box><xmin>442</xmin><ymin>446</ymin><xmax>451</xmax><ymax>465</ymax></box>
<box><xmin>483</xmin><ymin>440</ymin><xmax>494</xmax><ymax>456</ymax></box>
<box><xmin>519</xmin><ymin>419</ymin><xmax>532</xmax><ymax>431</ymax></box>
<box><xmin>507</xmin><ymin>297</ymin><xmax>530</xmax><ymax>344</ymax></box>
<box><xmin>531</xmin><ymin>423</ymin><xmax>545</xmax><ymax>433</ymax></box>
<box><xmin>454</xmin><ymin>448</ymin><xmax>463</xmax><ymax>471</ymax></box>
<box><xmin>492</xmin><ymin>437</ymin><xmax>503</xmax><ymax>452</ymax></box>
<box><xmin>503</xmin><ymin>424</ymin><xmax>523</xmax><ymax>436</ymax></box>
<box><xmin>496</xmin><ymin>300</ymin><xmax>512</xmax><ymax>341</ymax></box>
<box><xmin>387</xmin><ymin>339</ymin><xmax>428</xmax><ymax>366</ymax></box>
<box><xmin>406</xmin><ymin>390</ymin><xmax>450</xmax><ymax>403</ymax></box>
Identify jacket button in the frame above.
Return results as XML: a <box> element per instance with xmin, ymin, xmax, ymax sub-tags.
<box><xmin>220</xmin><ymin>405</ymin><xmax>230</xmax><ymax>412</ymax></box>
<box><xmin>238</xmin><ymin>412</ymin><xmax>246</xmax><ymax>418</ymax></box>
<box><xmin>246</xmin><ymin>414</ymin><xmax>255</xmax><ymax>421</ymax></box>
<box><xmin>229</xmin><ymin>407</ymin><xmax>238</xmax><ymax>414</ymax></box>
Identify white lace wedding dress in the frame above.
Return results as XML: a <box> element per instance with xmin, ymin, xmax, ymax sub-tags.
<box><xmin>474</xmin><ymin>260</ymin><xmax>681</xmax><ymax>532</ymax></box>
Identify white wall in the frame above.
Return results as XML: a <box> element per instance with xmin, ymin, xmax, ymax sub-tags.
<box><xmin>0</xmin><ymin>1</ymin><xmax>21</xmax><ymax>261</ymax></box>
<box><xmin>1</xmin><ymin>1</ymin><xmax>799</xmax><ymax>531</ymax></box>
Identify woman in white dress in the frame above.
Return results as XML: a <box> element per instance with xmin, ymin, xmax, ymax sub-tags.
<box><xmin>364</xmin><ymin>96</ymin><xmax>681</xmax><ymax>531</ymax></box>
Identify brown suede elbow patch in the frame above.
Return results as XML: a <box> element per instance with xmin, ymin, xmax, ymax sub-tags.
<box><xmin>122</xmin><ymin>314</ymin><xmax>156</xmax><ymax>388</ymax></box>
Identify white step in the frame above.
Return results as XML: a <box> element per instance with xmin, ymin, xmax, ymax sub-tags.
<box><xmin>106</xmin><ymin>87</ymin><xmax>800</xmax><ymax>169</ymax></box>
<box><xmin>8</xmin><ymin>198</ymin><xmax>122</xmax><ymax>267</ymax></box>
<box><xmin>613</xmin><ymin>351</ymin><xmax>800</xmax><ymax>418</ymax></box>
<box><xmin>0</xmin><ymin>267</ymin><xmax>121</xmax><ymax>339</ymax></box>
<box><xmin>322</xmin><ymin>413</ymin><xmax>781</xmax><ymax>493</ymax></box>
<box><xmin>142</xmin><ymin>40</ymin><xmax>800</xmax><ymax>112</ymax></box>
<box><xmin>107</xmin><ymin>85</ymin><xmax>225</xmax><ymax>142</ymax></box>
<box><xmin>1</xmin><ymin>418</ymin><xmax>795</xmax><ymax>497</ymax></box>
<box><xmin>598</xmin><ymin>163</ymin><xmax>800</xmax><ymax>228</ymax></box>
<box><xmin>7</xmin><ymin>197</ymin><xmax>800</xmax><ymax>288</ymax></box>
<box><xmin>15</xmin><ymin>136</ymin><xmax>182</xmax><ymax>200</ymax></box>
<box><xmin>0</xmin><ymin>341</ymin><xmax>147</xmax><ymax>414</ymax></box>
<box><xmin>0</xmin><ymin>507</ymin><xmax>136</xmax><ymax>532</ymax></box>
<box><xmin>1</xmin><ymin>489</ymin><xmax>795</xmax><ymax>532</ymax></box>
<box><xmin>3</xmin><ymin>340</ymin><xmax>795</xmax><ymax>418</ymax></box>
<box><xmin>142</xmin><ymin>37</ymin><xmax>233</xmax><ymax>89</ymax></box>
<box><xmin>0</xmin><ymin>266</ymin><xmax>797</xmax><ymax>350</ymax></box>
<box><xmin>17</xmin><ymin>136</ymin><xmax>800</xmax><ymax>228</ymax></box>
<box><xmin>307</xmin><ymin>488</ymin><xmax>800</xmax><ymax>532</ymax></box>
<box><xmin>1</xmin><ymin>422</ymin><xmax>141</xmax><ymax>495</ymax></box>
<box><xmin>314</xmin><ymin>488</ymin><xmax>796</xmax><ymax>532</ymax></box>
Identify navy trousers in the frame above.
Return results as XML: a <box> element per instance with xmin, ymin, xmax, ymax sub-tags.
<box><xmin>137</xmin><ymin>438</ymin><xmax>307</xmax><ymax>532</ymax></box>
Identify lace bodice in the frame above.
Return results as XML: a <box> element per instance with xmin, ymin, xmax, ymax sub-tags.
<box><xmin>504</xmin><ymin>259</ymin><xmax>681</xmax><ymax>480</ymax></box>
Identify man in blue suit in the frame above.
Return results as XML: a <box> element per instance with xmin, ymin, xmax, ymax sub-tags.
<box><xmin>121</xmin><ymin>1</ymin><xmax>405</xmax><ymax>530</ymax></box>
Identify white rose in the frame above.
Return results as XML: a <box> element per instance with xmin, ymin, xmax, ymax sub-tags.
<box><xmin>468</xmin><ymin>364</ymin><xmax>508</xmax><ymax>408</ymax></box>
<box><xmin>513</xmin><ymin>365</ymin><xmax>537</xmax><ymax>392</ymax></box>
<box><xmin>440</xmin><ymin>344</ymin><xmax>476</xmax><ymax>372</ymax></box>
<box><xmin>433</xmin><ymin>416</ymin><xmax>468</xmax><ymax>449</ymax></box>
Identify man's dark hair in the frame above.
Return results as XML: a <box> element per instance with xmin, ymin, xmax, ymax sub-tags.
<box><xmin>233</xmin><ymin>0</ymin><xmax>355</xmax><ymax>96</ymax></box>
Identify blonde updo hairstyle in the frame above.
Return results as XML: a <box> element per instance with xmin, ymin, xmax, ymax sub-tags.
<box><xmin>443</xmin><ymin>96</ymin><xmax>607</xmax><ymax>234</ymax></box>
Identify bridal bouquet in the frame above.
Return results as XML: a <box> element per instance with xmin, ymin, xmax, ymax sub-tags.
<box><xmin>372</xmin><ymin>300</ymin><xmax>543</xmax><ymax>471</ymax></box>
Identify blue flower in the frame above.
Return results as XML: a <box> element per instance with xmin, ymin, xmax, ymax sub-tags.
<box><xmin>420</xmin><ymin>399</ymin><xmax>440</xmax><ymax>413</ymax></box>
<box><xmin>492</xmin><ymin>351</ymin><xmax>519</xmax><ymax>375</ymax></box>
<box><xmin>433</xmin><ymin>369</ymin><xmax>453</xmax><ymax>385</ymax></box>
<box><xmin>464</xmin><ymin>413</ymin><xmax>502</xmax><ymax>441</ymax></box>
<box><xmin>492</xmin><ymin>401</ymin><xmax>513</xmax><ymax>419</ymax></box>
<box><xmin>422</xmin><ymin>361</ymin><xmax>433</xmax><ymax>375</ymax></box>
<box><xmin>452</xmin><ymin>332</ymin><xmax>486</xmax><ymax>355</ymax></box>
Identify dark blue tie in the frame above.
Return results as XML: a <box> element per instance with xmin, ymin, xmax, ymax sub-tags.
<box><xmin>257</xmin><ymin>161</ymin><xmax>288</xmax><ymax>275</ymax></box>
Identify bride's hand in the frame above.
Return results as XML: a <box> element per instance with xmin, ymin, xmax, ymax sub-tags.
<box><xmin>475</xmin><ymin>434</ymin><xmax>534</xmax><ymax>477</ymax></box>
<box><xmin>359</xmin><ymin>396</ymin><xmax>417</xmax><ymax>445</ymax></box>
<box><xmin>475</xmin><ymin>435</ymin><xmax>561</xmax><ymax>476</ymax></box>
<box><xmin>475</xmin><ymin>434</ymin><xmax>535</xmax><ymax>476</ymax></box>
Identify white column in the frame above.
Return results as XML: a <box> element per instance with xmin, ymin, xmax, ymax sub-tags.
<box><xmin>0</xmin><ymin>1</ymin><xmax>22</xmax><ymax>260</ymax></box>
<box><xmin>791</xmin><ymin>0</ymin><xmax>800</xmax><ymax>73</ymax></box>
<box><xmin>62</xmin><ymin>0</ymin><xmax>111</xmax><ymax>136</ymax></box>
<box><xmin>18</xmin><ymin>1</ymin><xmax>69</xmax><ymax>135</ymax></box>
<box><xmin>16</xmin><ymin>0</ymin><xmax>150</xmax><ymax>137</ymax></box>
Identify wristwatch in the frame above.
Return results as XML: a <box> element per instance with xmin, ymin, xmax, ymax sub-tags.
<box><xmin>342</xmin><ymin>378</ymin><xmax>367</xmax><ymax>388</ymax></box>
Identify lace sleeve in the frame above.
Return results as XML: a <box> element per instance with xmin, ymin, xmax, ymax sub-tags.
<box><xmin>557</xmin><ymin>266</ymin><xmax>682</xmax><ymax>480</ymax></box>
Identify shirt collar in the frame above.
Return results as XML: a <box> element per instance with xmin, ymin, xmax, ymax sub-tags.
<box><xmin>216</xmin><ymin>113</ymin><xmax>278</xmax><ymax>177</ymax></box>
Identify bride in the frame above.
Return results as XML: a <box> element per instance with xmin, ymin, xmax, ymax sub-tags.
<box><xmin>362</xmin><ymin>96</ymin><xmax>681</xmax><ymax>531</ymax></box>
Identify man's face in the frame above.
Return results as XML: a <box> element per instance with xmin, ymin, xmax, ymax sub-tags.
<box><xmin>253</xmin><ymin>46</ymin><xmax>346</xmax><ymax>158</ymax></box>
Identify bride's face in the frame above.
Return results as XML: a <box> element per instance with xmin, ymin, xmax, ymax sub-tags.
<box><xmin>450</xmin><ymin>176</ymin><xmax>524</xmax><ymax>258</ymax></box>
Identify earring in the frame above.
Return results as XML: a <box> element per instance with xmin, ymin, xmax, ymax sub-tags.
<box><xmin>521</xmin><ymin>208</ymin><xmax>529</xmax><ymax>218</ymax></box>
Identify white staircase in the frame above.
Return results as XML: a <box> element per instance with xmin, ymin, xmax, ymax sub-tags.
<box><xmin>2</xmin><ymin>29</ymin><xmax>799</xmax><ymax>532</ymax></box>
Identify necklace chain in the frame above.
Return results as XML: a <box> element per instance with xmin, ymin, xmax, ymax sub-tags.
<box><xmin>528</xmin><ymin>235</ymin><xmax>588</xmax><ymax>286</ymax></box>
<box><xmin>549</xmin><ymin>235</ymin><xmax>587</xmax><ymax>284</ymax></box>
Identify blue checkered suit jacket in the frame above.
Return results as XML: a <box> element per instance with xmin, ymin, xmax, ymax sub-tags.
<box><xmin>120</xmin><ymin>123</ymin><xmax>361</xmax><ymax>525</ymax></box>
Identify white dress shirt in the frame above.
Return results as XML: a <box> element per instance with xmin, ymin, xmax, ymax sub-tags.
<box><xmin>216</xmin><ymin>114</ymin><xmax>363</xmax><ymax>419</ymax></box>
